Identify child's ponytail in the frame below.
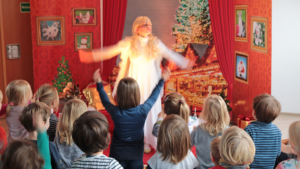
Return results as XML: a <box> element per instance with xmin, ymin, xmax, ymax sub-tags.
<box><xmin>179</xmin><ymin>101</ymin><xmax>189</xmax><ymax>124</ymax></box>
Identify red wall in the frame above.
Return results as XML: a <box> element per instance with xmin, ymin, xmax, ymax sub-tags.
<box><xmin>232</xmin><ymin>0</ymin><xmax>272</xmax><ymax>123</ymax></box>
<box><xmin>30</xmin><ymin>0</ymin><xmax>103</xmax><ymax>91</ymax></box>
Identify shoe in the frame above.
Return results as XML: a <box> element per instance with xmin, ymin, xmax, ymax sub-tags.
<box><xmin>144</xmin><ymin>143</ymin><xmax>151</xmax><ymax>153</ymax></box>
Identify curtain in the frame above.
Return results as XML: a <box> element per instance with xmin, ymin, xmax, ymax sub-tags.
<box><xmin>208</xmin><ymin>0</ymin><xmax>234</xmax><ymax>102</ymax></box>
<box><xmin>101</xmin><ymin>0</ymin><xmax>128</xmax><ymax>82</ymax></box>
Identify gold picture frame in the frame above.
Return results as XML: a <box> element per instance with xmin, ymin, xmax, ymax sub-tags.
<box><xmin>36</xmin><ymin>16</ymin><xmax>66</xmax><ymax>46</ymax></box>
<box><xmin>234</xmin><ymin>51</ymin><xmax>249</xmax><ymax>84</ymax></box>
<box><xmin>235</xmin><ymin>5</ymin><xmax>247</xmax><ymax>42</ymax></box>
<box><xmin>74</xmin><ymin>33</ymin><xmax>93</xmax><ymax>52</ymax></box>
<box><xmin>251</xmin><ymin>16</ymin><xmax>268</xmax><ymax>54</ymax></box>
<box><xmin>72</xmin><ymin>8</ymin><xmax>97</xmax><ymax>26</ymax></box>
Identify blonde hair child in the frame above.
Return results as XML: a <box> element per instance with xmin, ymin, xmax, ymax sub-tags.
<box><xmin>276</xmin><ymin>121</ymin><xmax>300</xmax><ymax>169</ymax></box>
<box><xmin>35</xmin><ymin>84</ymin><xmax>59</xmax><ymax>141</ymax></box>
<box><xmin>5</xmin><ymin>80</ymin><xmax>32</xmax><ymax>142</ymax></box>
<box><xmin>219</xmin><ymin>126</ymin><xmax>255</xmax><ymax>168</ymax></box>
<box><xmin>191</xmin><ymin>95</ymin><xmax>230</xmax><ymax>169</ymax></box>
<box><xmin>147</xmin><ymin>115</ymin><xmax>199</xmax><ymax>169</ymax></box>
<box><xmin>54</xmin><ymin>99</ymin><xmax>87</xmax><ymax>168</ymax></box>
<box><xmin>152</xmin><ymin>92</ymin><xmax>190</xmax><ymax>137</ymax></box>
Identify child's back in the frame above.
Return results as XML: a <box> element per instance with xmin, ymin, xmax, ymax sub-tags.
<box><xmin>5</xmin><ymin>80</ymin><xmax>32</xmax><ymax>142</ymax></box>
<box><xmin>245</xmin><ymin>93</ymin><xmax>281</xmax><ymax>169</ymax></box>
<box><xmin>191</xmin><ymin>95</ymin><xmax>230</xmax><ymax>169</ymax></box>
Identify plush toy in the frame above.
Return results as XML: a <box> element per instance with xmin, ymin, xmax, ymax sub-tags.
<box><xmin>79</xmin><ymin>37</ymin><xmax>88</xmax><ymax>49</ymax></box>
<box><xmin>42</xmin><ymin>22</ymin><xmax>59</xmax><ymax>40</ymax></box>
<box><xmin>237</xmin><ymin>11</ymin><xmax>246</xmax><ymax>37</ymax></box>
<box><xmin>238</xmin><ymin>61</ymin><xmax>246</xmax><ymax>79</ymax></box>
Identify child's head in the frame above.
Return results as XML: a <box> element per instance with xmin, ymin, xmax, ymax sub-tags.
<box><xmin>164</xmin><ymin>92</ymin><xmax>190</xmax><ymax>123</ymax></box>
<box><xmin>56</xmin><ymin>99</ymin><xmax>87</xmax><ymax>145</ymax></box>
<box><xmin>72</xmin><ymin>111</ymin><xmax>110</xmax><ymax>155</ymax></box>
<box><xmin>210</xmin><ymin>136</ymin><xmax>221</xmax><ymax>166</ymax></box>
<box><xmin>5</xmin><ymin>80</ymin><xmax>32</xmax><ymax>116</ymax></box>
<box><xmin>1</xmin><ymin>140</ymin><xmax>44</xmax><ymax>169</ymax></box>
<box><xmin>116</xmin><ymin>77</ymin><xmax>140</xmax><ymax>109</ymax></box>
<box><xmin>252</xmin><ymin>93</ymin><xmax>281</xmax><ymax>123</ymax></box>
<box><xmin>288</xmin><ymin>120</ymin><xmax>300</xmax><ymax>155</ymax></box>
<box><xmin>219</xmin><ymin>126</ymin><xmax>255</xmax><ymax>165</ymax></box>
<box><xmin>201</xmin><ymin>95</ymin><xmax>230</xmax><ymax>136</ymax></box>
<box><xmin>35</xmin><ymin>84</ymin><xmax>59</xmax><ymax>111</ymax></box>
<box><xmin>19</xmin><ymin>102</ymin><xmax>51</xmax><ymax>133</ymax></box>
<box><xmin>157</xmin><ymin>114</ymin><xmax>191</xmax><ymax>164</ymax></box>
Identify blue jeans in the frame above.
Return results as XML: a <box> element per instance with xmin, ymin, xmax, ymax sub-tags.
<box><xmin>118</xmin><ymin>159</ymin><xmax>143</xmax><ymax>169</ymax></box>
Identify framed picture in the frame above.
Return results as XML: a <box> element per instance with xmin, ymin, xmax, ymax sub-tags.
<box><xmin>234</xmin><ymin>51</ymin><xmax>249</xmax><ymax>84</ymax></box>
<box><xmin>235</xmin><ymin>5</ymin><xmax>247</xmax><ymax>42</ymax></box>
<box><xmin>74</xmin><ymin>33</ymin><xmax>93</xmax><ymax>52</ymax></box>
<box><xmin>251</xmin><ymin>16</ymin><xmax>268</xmax><ymax>53</ymax></box>
<box><xmin>72</xmin><ymin>8</ymin><xmax>96</xmax><ymax>26</ymax></box>
<box><xmin>36</xmin><ymin>16</ymin><xmax>66</xmax><ymax>46</ymax></box>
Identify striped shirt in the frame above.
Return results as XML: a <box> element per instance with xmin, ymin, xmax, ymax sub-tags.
<box><xmin>244</xmin><ymin>121</ymin><xmax>281</xmax><ymax>169</ymax></box>
<box><xmin>71</xmin><ymin>154</ymin><xmax>123</xmax><ymax>169</ymax></box>
<box><xmin>47</xmin><ymin>112</ymin><xmax>58</xmax><ymax>142</ymax></box>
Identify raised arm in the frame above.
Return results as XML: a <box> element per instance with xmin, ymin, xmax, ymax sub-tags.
<box><xmin>158</xmin><ymin>40</ymin><xmax>193</xmax><ymax>69</ymax></box>
<box><xmin>94</xmin><ymin>69</ymin><xmax>118</xmax><ymax>114</ymax></box>
<box><xmin>79</xmin><ymin>38</ymin><xmax>130</xmax><ymax>63</ymax></box>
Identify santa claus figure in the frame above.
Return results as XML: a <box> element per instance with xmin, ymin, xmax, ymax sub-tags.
<box><xmin>238</xmin><ymin>61</ymin><xmax>246</xmax><ymax>79</ymax></box>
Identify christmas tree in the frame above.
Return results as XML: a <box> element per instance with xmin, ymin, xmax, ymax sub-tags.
<box><xmin>218</xmin><ymin>88</ymin><xmax>232</xmax><ymax>113</ymax></box>
<box><xmin>172</xmin><ymin>0</ymin><xmax>213</xmax><ymax>52</ymax></box>
<box><xmin>52</xmin><ymin>56</ymin><xmax>73</xmax><ymax>95</ymax></box>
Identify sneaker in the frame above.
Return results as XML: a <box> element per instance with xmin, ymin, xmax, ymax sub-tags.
<box><xmin>144</xmin><ymin>143</ymin><xmax>151</xmax><ymax>153</ymax></box>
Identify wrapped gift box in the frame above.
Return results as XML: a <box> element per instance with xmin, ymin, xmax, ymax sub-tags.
<box><xmin>237</xmin><ymin>115</ymin><xmax>255</xmax><ymax>129</ymax></box>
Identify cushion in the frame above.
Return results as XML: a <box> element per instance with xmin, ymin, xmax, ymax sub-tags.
<box><xmin>83</xmin><ymin>82</ymin><xmax>116</xmax><ymax>110</ymax></box>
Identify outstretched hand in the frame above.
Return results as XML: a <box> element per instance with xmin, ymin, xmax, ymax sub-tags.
<box><xmin>93</xmin><ymin>69</ymin><xmax>102</xmax><ymax>83</ymax></box>
<box><xmin>79</xmin><ymin>50</ymin><xmax>95</xmax><ymax>63</ymax></box>
<box><xmin>162</xmin><ymin>68</ymin><xmax>171</xmax><ymax>81</ymax></box>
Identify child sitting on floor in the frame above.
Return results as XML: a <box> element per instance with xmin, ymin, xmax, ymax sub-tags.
<box><xmin>191</xmin><ymin>95</ymin><xmax>230</xmax><ymax>169</ymax></box>
<box><xmin>276</xmin><ymin>120</ymin><xmax>300</xmax><ymax>169</ymax></box>
<box><xmin>19</xmin><ymin>102</ymin><xmax>62</xmax><ymax>169</ymax></box>
<box><xmin>147</xmin><ymin>114</ymin><xmax>199</xmax><ymax>169</ymax></box>
<box><xmin>93</xmin><ymin>68</ymin><xmax>170</xmax><ymax>169</ymax></box>
<box><xmin>71</xmin><ymin>111</ymin><xmax>122</xmax><ymax>169</ymax></box>
<box><xmin>152</xmin><ymin>92</ymin><xmax>190</xmax><ymax>137</ymax></box>
<box><xmin>219</xmin><ymin>126</ymin><xmax>255</xmax><ymax>169</ymax></box>
<box><xmin>209</xmin><ymin>137</ymin><xmax>222</xmax><ymax>169</ymax></box>
<box><xmin>244</xmin><ymin>93</ymin><xmax>281</xmax><ymax>169</ymax></box>
<box><xmin>54</xmin><ymin>99</ymin><xmax>87</xmax><ymax>168</ymax></box>
<box><xmin>6</xmin><ymin>80</ymin><xmax>33</xmax><ymax>142</ymax></box>
<box><xmin>35</xmin><ymin>84</ymin><xmax>59</xmax><ymax>142</ymax></box>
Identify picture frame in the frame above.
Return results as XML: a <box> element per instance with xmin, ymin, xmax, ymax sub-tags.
<box><xmin>36</xmin><ymin>16</ymin><xmax>66</xmax><ymax>46</ymax></box>
<box><xmin>72</xmin><ymin>8</ymin><xmax>97</xmax><ymax>26</ymax></box>
<box><xmin>74</xmin><ymin>33</ymin><xmax>93</xmax><ymax>52</ymax></box>
<box><xmin>234</xmin><ymin>51</ymin><xmax>249</xmax><ymax>84</ymax></box>
<box><xmin>251</xmin><ymin>16</ymin><xmax>268</xmax><ymax>54</ymax></box>
<box><xmin>235</xmin><ymin>5</ymin><xmax>247</xmax><ymax>42</ymax></box>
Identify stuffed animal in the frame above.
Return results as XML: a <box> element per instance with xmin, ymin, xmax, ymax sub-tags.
<box><xmin>78</xmin><ymin>11</ymin><xmax>94</xmax><ymax>24</ymax></box>
<box><xmin>238</xmin><ymin>61</ymin><xmax>246</xmax><ymax>79</ymax></box>
<box><xmin>42</xmin><ymin>22</ymin><xmax>59</xmax><ymax>41</ymax></box>
<box><xmin>237</xmin><ymin>11</ymin><xmax>246</xmax><ymax>37</ymax></box>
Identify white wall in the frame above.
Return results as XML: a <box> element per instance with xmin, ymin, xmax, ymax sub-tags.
<box><xmin>272</xmin><ymin>0</ymin><xmax>300</xmax><ymax>113</ymax></box>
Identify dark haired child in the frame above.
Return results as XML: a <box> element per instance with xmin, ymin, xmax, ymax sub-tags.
<box><xmin>244</xmin><ymin>93</ymin><xmax>282</xmax><ymax>169</ymax></box>
<box><xmin>93</xmin><ymin>68</ymin><xmax>170</xmax><ymax>169</ymax></box>
<box><xmin>19</xmin><ymin>102</ymin><xmax>62</xmax><ymax>169</ymax></box>
<box><xmin>71</xmin><ymin>111</ymin><xmax>122</xmax><ymax>169</ymax></box>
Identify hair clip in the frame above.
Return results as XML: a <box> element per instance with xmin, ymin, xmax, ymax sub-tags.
<box><xmin>164</xmin><ymin>95</ymin><xmax>170</xmax><ymax>102</ymax></box>
<box><xmin>9</xmin><ymin>102</ymin><xmax>14</xmax><ymax>106</ymax></box>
